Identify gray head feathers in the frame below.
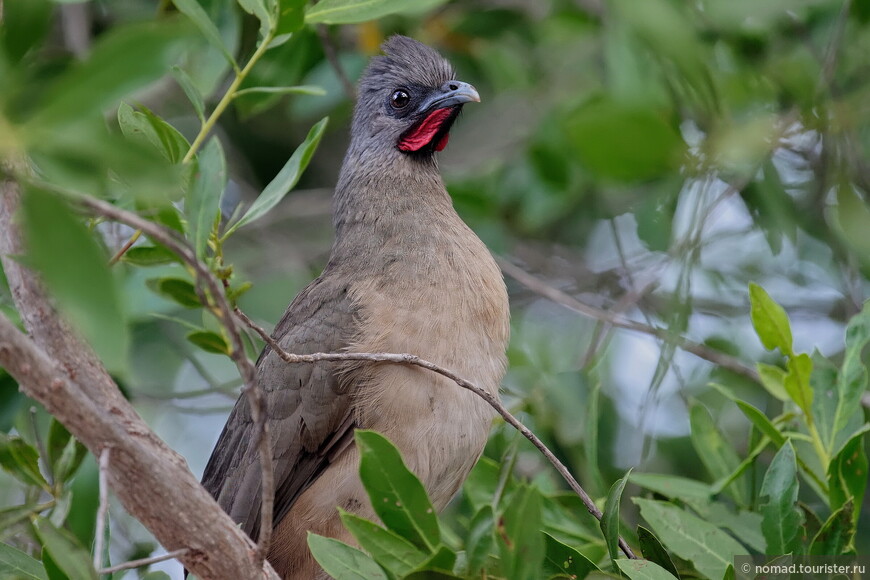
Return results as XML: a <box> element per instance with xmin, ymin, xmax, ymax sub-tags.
<box><xmin>359</xmin><ymin>36</ymin><xmax>455</xmax><ymax>96</ymax></box>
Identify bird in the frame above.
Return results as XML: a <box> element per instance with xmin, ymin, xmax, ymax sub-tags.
<box><xmin>200</xmin><ymin>35</ymin><xmax>510</xmax><ymax>579</ymax></box>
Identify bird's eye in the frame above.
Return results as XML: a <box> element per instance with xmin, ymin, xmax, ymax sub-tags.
<box><xmin>390</xmin><ymin>89</ymin><xmax>410</xmax><ymax>109</ymax></box>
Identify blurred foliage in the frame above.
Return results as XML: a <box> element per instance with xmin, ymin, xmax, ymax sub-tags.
<box><xmin>0</xmin><ymin>0</ymin><xmax>869</xmax><ymax>578</ymax></box>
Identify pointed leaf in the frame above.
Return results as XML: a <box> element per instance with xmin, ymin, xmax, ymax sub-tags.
<box><xmin>355</xmin><ymin>430</ymin><xmax>440</xmax><ymax>551</ymax></box>
<box><xmin>171</xmin><ymin>66</ymin><xmax>206</xmax><ymax>123</ymax></box>
<box><xmin>118</xmin><ymin>103</ymin><xmax>190</xmax><ymax>164</ymax></box>
<box><xmin>637</xmin><ymin>526</ymin><xmax>679</xmax><ymax>579</ymax></box>
<box><xmin>760</xmin><ymin>441</ymin><xmax>802</xmax><ymax>555</ymax></box>
<box><xmin>339</xmin><ymin>511</ymin><xmax>427</xmax><ymax>575</ymax></box>
<box><xmin>409</xmin><ymin>545</ymin><xmax>456</xmax><ymax>574</ymax></box>
<box><xmin>827</xmin><ymin>430</ymin><xmax>868</xmax><ymax>518</ymax></box>
<box><xmin>187</xmin><ymin>137</ymin><xmax>226</xmax><ymax>257</ymax></box>
<box><xmin>0</xmin><ymin>433</ymin><xmax>49</xmax><ymax>490</ymax></box>
<box><xmin>749</xmin><ymin>282</ymin><xmax>793</xmax><ymax>356</ymax></box>
<box><xmin>629</xmin><ymin>473</ymin><xmax>712</xmax><ymax>503</ymax></box>
<box><xmin>0</xmin><ymin>541</ymin><xmax>48</xmax><ymax>580</ymax></box>
<box><xmin>616</xmin><ymin>559</ymin><xmax>680</xmax><ymax>580</ymax></box>
<box><xmin>809</xmin><ymin>500</ymin><xmax>854</xmax><ymax>555</ymax></box>
<box><xmin>601</xmin><ymin>469</ymin><xmax>631</xmax><ymax>564</ymax></box>
<box><xmin>224</xmin><ymin>117</ymin><xmax>327</xmax><ymax>237</ymax></box>
<box><xmin>756</xmin><ymin>363</ymin><xmax>789</xmax><ymax>402</ymax></box>
<box><xmin>689</xmin><ymin>402</ymin><xmax>748</xmax><ymax>506</ymax></box>
<box><xmin>495</xmin><ymin>485</ymin><xmax>545</xmax><ymax>580</ymax></box>
<box><xmin>307</xmin><ymin>533</ymin><xmax>388</xmax><ymax>580</ymax></box>
<box><xmin>147</xmin><ymin>277</ymin><xmax>201</xmax><ymax>308</ymax></box>
<box><xmin>543</xmin><ymin>532</ymin><xmax>599</xmax><ymax>579</ymax></box>
<box><xmin>21</xmin><ymin>188</ymin><xmax>128</xmax><ymax>372</ymax></box>
<box><xmin>186</xmin><ymin>330</ymin><xmax>230</xmax><ymax>355</ymax></box>
<box><xmin>305</xmin><ymin>0</ymin><xmax>449</xmax><ymax>24</ymax></box>
<box><xmin>783</xmin><ymin>353</ymin><xmax>814</xmax><ymax>418</ymax></box>
<box><xmin>171</xmin><ymin>0</ymin><xmax>238</xmax><ymax>70</ymax></box>
<box><xmin>634</xmin><ymin>498</ymin><xmax>745</xmax><ymax>580</ymax></box>
<box><xmin>121</xmin><ymin>245</ymin><xmax>181</xmax><ymax>266</ymax></box>
<box><xmin>734</xmin><ymin>400</ymin><xmax>786</xmax><ymax>446</ymax></box>
<box><xmin>33</xmin><ymin>517</ymin><xmax>99</xmax><ymax>580</ymax></box>
<box><xmin>465</xmin><ymin>505</ymin><xmax>495</xmax><ymax>575</ymax></box>
<box><xmin>30</xmin><ymin>20</ymin><xmax>193</xmax><ymax>128</ymax></box>
<box><xmin>832</xmin><ymin>302</ymin><xmax>870</xmax><ymax>441</ymax></box>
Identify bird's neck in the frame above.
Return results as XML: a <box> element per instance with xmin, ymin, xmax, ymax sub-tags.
<box><xmin>331</xmin><ymin>143</ymin><xmax>455</xmax><ymax>253</ymax></box>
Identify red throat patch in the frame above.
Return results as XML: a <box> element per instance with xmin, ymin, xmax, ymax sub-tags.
<box><xmin>398</xmin><ymin>107</ymin><xmax>455</xmax><ymax>152</ymax></box>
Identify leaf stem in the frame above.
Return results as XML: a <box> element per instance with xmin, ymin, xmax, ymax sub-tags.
<box><xmin>182</xmin><ymin>30</ymin><xmax>275</xmax><ymax>164</ymax></box>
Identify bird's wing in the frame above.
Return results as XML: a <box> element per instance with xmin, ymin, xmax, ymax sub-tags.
<box><xmin>200</xmin><ymin>269</ymin><xmax>358</xmax><ymax>541</ymax></box>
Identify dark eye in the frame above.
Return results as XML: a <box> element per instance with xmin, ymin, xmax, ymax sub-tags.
<box><xmin>390</xmin><ymin>89</ymin><xmax>410</xmax><ymax>109</ymax></box>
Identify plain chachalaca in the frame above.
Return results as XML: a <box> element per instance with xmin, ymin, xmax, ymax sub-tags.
<box><xmin>201</xmin><ymin>35</ymin><xmax>510</xmax><ymax>579</ymax></box>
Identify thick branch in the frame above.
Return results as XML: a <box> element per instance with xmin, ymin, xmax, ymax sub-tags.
<box><xmin>0</xmin><ymin>178</ymin><xmax>278</xmax><ymax>580</ymax></box>
<box><xmin>234</xmin><ymin>309</ymin><xmax>639</xmax><ymax>560</ymax></box>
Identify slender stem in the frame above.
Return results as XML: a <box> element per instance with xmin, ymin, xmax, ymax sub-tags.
<box><xmin>109</xmin><ymin>229</ymin><xmax>140</xmax><ymax>265</ymax></box>
<box><xmin>94</xmin><ymin>447</ymin><xmax>111</xmax><ymax>571</ymax></box>
<box><xmin>807</xmin><ymin>421</ymin><xmax>830</xmax><ymax>470</ymax></box>
<box><xmin>182</xmin><ymin>31</ymin><xmax>275</xmax><ymax>164</ymax></box>
<box><xmin>98</xmin><ymin>548</ymin><xmax>188</xmax><ymax>575</ymax></box>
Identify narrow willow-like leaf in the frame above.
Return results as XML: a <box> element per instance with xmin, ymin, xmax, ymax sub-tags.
<box><xmin>759</xmin><ymin>441</ymin><xmax>802</xmax><ymax>555</ymax></box>
<box><xmin>749</xmin><ymin>282</ymin><xmax>793</xmax><ymax>356</ymax></box>
<box><xmin>307</xmin><ymin>533</ymin><xmax>388</xmax><ymax>580</ymax></box>
<box><xmin>601</xmin><ymin>469</ymin><xmax>631</xmax><ymax>564</ymax></box>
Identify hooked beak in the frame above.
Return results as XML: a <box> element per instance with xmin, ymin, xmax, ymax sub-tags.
<box><xmin>419</xmin><ymin>81</ymin><xmax>481</xmax><ymax>112</ymax></box>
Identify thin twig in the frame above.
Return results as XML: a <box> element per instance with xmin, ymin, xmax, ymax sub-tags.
<box><xmin>497</xmin><ymin>257</ymin><xmax>761</xmax><ymax>383</ymax></box>
<box><xmin>316</xmin><ymin>25</ymin><xmax>356</xmax><ymax>100</ymax></box>
<box><xmin>94</xmin><ymin>447</ymin><xmax>111</xmax><ymax>571</ymax></box>
<box><xmin>98</xmin><ymin>548</ymin><xmax>188</xmax><ymax>575</ymax></box>
<box><xmin>234</xmin><ymin>308</ymin><xmax>638</xmax><ymax>559</ymax></box>
<box><xmin>64</xmin><ymin>193</ymin><xmax>275</xmax><ymax>566</ymax></box>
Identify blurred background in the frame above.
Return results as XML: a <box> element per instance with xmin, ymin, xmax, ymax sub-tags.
<box><xmin>1</xmin><ymin>0</ymin><xmax>869</xmax><ymax>576</ymax></box>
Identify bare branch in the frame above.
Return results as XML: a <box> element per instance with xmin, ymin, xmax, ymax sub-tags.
<box><xmin>497</xmin><ymin>257</ymin><xmax>761</xmax><ymax>383</ymax></box>
<box><xmin>98</xmin><ymin>548</ymin><xmax>188</xmax><ymax>575</ymax></box>
<box><xmin>234</xmin><ymin>308</ymin><xmax>639</xmax><ymax>559</ymax></box>
<box><xmin>0</xmin><ymin>176</ymin><xmax>279</xmax><ymax>580</ymax></box>
<box><xmin>94</xmin><ymin>447</ymin><xmax>111</xmax><ymax>570</ymax></box>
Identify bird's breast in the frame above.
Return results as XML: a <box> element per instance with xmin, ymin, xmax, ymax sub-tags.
<box><xmin>345</xmin><ymin>219</ymin><xmax>509</xmax><ymax>507</ymax></box>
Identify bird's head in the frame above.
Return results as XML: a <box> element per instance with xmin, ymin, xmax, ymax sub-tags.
<box><xmin>351</xmin><ymin>35</ymin><xmax>480</xmax><ymax>159</ymax></box>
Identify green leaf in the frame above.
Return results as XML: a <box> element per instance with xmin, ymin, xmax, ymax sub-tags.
<box><xmin>749</xmin><ymin>282</ymin><xmax>793</xmax><ymax>356</ymax></box>
<box><xmin>172</xmin><ymin>0</ymin><xmax>238</xmax><ymax>70</ymax></box>
<box><xmin>634</xmin><ymin>498</ymin><xmax>745</xmax><ymax>580</ymax></box>
<box><xmin>629</xmin><ymin>473</ymin><xmax>712</xmax><ymax>503</ymax></box>
<box><xmin>355</xmin><ymin>430</ymin><xmax>440</xmax><ymax>552</ymax></box>
<box><xmin>0</xmin><ymin>432</ymin><xmax>49</xmax><ymax>490</ymax></box>
<box><xmin>0</xmin><ymin>541</ymin><xmax>48</xmax><ymax>580</ymax></box>
<box><xmin>465</xmin><ymin>505</ymin><xmax>495</xmax><ymax>575</ymax></box>
<box><xmin>759</xmin><ymin>441</ymin><xmax>802</xmax><ymax>555</ymax></box>
<box><xmin>0</xmin><ymin>503</ymin><xmax>43</xmax><ymax>532</ymax></box>
<box><xmin>29</xmin><ymin>20</ymin><xmax>193</xmax><ymax>128</ymax></box>
<box><xmin>827</xmin><ymin>430</ymin><xmax>868</xmax><ymax>518</ymax></box>
<box><xmin>600</xmin><ymin>469</ymin><xmax>631</xmax><ymax>564</ymax></box>
<box><xmin>186</xmin><ymin>330</ymin><xmax>230</xmax><ymax>355</ymax></box>
<box><xmin>232</xmin><ymin>85</ymin><xmax>326</xmax><ymax>98</ymax></box>
<box><xmin>756</xmin><ymin>363</ymin><xmax>789</xmax><ymax>402</ymax></box>
<box><xmin>565</xmin><ymin>96</ymin><xmax>685</xmax><ymax>182</ymax></box>
<box><xmin>543</xmin><ymin>532</ymin><xmax>599</xmax><ymax>579</ymax></box>
<box><xmin>47</xmin><ymin>421</ymin><xmax>86</xmax><ymax>485</ymax></box>
<box><xmin>237</xmin><ymin>0</ymin><xmax>275</xmax><ymax>39</ymax></box>
<box><xmin>117</xmin><ymin>103</ymin><xmax>191</xmax><ymax>164</ymax></box>
<box><xmin>809</xmin><ymin>500</ymin><xmax>854</xmax><ymax>555</ymax></box>
<box><xmin>121</xmin><ymin>245</ymin><xmax>181</xmax><ymax>266</ymax></box>
<box><xmin>32</xmin><ymin>517</ymin><xmax>99</xmax><ymax>580</ymax></box>
<box><xmin>409</xmin><ymin>545</ymin><xmax>456</xmax><ymax>574</ymax></box>
<box><xmin>616</xmin><ymin>559</ymin><xmax>680</xmax><ymax>580</ymax></box>
<box><xmin>734</xmin><ymin>400</ymin><xmax>786</xmax><ymax>446</ymax></box>
<box><xmin>496</xmin><ymin>485</ymin><xmax>546</xmax><ymax>580</ymax></box>
<box><xmin>637</xmin><ymin>526</ymin><xmax>679</xmax><ymax>579</ymax></box>
<box><xmin>339</xmin><ymin>510</ymin><xmax>427</xmax><ymax>575</ymax></box>
<box><xmin>783</xmin><ymin>353</ymin><xmax>814</xmax><ymax>418</ymax></box>
<box><xmin>146</xmin><ymin>277</ymin><xmax>201</xmax><ymax>308</ymax></box>
<box><xmin>171</xmin><ymin>66</ymin><xmax>206</xmax><ymax>124</ymax></box>
<box><xmin>21</xmin><ymin>188</ymin><xmax>128</xmax><ymax>373</ymax></box>
<box><xmin>305</xmin><ymin>0</ymin><xmax>449</xmax><ymax>24</ymax></box>
<box><xmin>831</xmin><ymin>302</ymin><xmax>870</xmax><ymax>444</ymax></box>
<box><xmin>307</xmin><ymin>533</ymin><xmax>388</xmax><ymax>580</ymax></box>
<box><xmin>275</xmin><ymin>0</ymin><xmax>306</xmax><ymax>34</ymax></box>
<box><xmin>584</xmin><ymin>381</ymin><xmax>605</xmax><ymax>496</ymax></box>
<box><xmin>187</xmin><ymin>137</ymin><xmax>227</xmax><ymax>257</ymax></box>
<box><xmin>3</xmin><ymin>0</ymin><xmax>52</xmax><ymax>63</ymax></box>
<box><xmin>224</xmin><ymin>117</ymin><xmax>328</xmax><ymax>237</ymax></box>
<box><xmin>689</xmin><ymin>401</ymin><xmax>749</xmax><ymax>506</ymax></box>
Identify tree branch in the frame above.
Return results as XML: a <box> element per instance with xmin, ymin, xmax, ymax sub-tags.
<box><xmin>497</xmin><ymin>257</ymin><xmax>761</xmax><ymax>383</ymax></box>
<box><xmin>0</xmin><ymin>177</ymin><xmax>279</xmax><ymax>580</ymax></box>
<box><xmin>233</xmin><ymin>308</ymin><xmax>639</xmax><ymax>560</ymax></box>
